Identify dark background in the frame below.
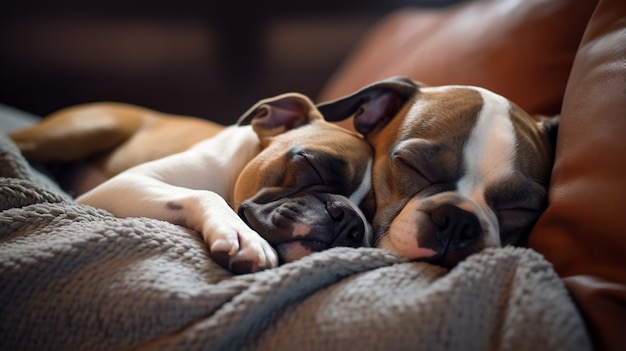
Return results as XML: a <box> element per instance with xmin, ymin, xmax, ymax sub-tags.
<box><xmin>0</xmin><ymin>0</ymin><xmax>461</xmax><ymax>125</ymax></box>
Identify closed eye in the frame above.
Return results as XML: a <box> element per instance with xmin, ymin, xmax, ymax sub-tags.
<box><xmin>389</xmin><ymin>139</ymin><xmax>457</xmax><ymax>196</ymax></box>
<box><xmin>391</xmin><ymin>149</ymin><xmax>434</xmax><ymax>194</ymax></box>
<box><xmin>288</xmin><ymin>149</ymin><xmax>325</xmax><ymax>186</ymax></box>
<box><xmin>488</xmin><ymin>179</ymin><xmax>547</xmax><ymax>244</ymax></box>
<box><xmin>497</xmin><ymin>206</ymin><xmax>541</xmax><ymax>228</ymax></box>
<box><xmin>395</xmin><ymin>155</ymin><xmax>431</xmax><ymax>183</ymax></box>
<box><xmin>495</xmin><ymin>204</ymin><xmax>542</xmax><ymax>246</ymax></box>
<box><xmin>301</xmin><ymin>152</ymin><xmax>325</xmax><ymax>184</ymax></box>
<box><xmin>288</xmin><ymin>148</ymin><xmax>347</xmax><ymax>189</ymax></box>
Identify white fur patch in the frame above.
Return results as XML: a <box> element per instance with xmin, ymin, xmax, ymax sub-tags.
<box><xmin>348</xmin><ymin>158</ymin><xmax>372</xmax><ymax>205</ymax></box>
<box><xmin>456</xmin><ymin>87</ymin><xmax>516</xmax><ymax>247</ymax></box>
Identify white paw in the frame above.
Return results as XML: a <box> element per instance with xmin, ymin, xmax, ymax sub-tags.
<box><xmin>204</xmin><ymin>221</ymin><xmax>279</xmax><ymax>274</ymax></box>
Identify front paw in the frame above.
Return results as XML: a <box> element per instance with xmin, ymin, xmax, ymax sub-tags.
<box><xmin>205</xmin><ymin>222</ymin><xmax>279</xmax><ymax>274</ymax></box>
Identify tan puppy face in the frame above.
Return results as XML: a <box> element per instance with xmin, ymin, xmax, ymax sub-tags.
<box><xmin>233</xmin><ymin>94</ymin><xmax>374</xmax><ymax>263</ymax></box>
<box><xmin>318</xmin><ymin>77</ymin><xmax>557</xmax><ymax>268</ymax></box>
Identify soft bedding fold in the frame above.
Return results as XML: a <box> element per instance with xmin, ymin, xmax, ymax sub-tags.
<box><xmin>0</xmin><ymin>132</ymin><xmax>591</xmax><ymax>351</ymax></box>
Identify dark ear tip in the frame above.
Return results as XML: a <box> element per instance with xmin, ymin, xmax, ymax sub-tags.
<box><xmin>316</xmin><ymin>76</ymin><xmax>419</xmax><ymax>128</ymax></box>
<box><xmin>540</xmin><ymin>114</ymin><xmax>560</xmax><ymax>130</ymax></box>
<box><xmin>237</xmin><ymin>93</ymin><xmax>314</xmax><ymax>126</ymax></box>
<box><xmin>384</xmin><ymin>76</ymin><xmax>420</xmax><ymax>96</ymax></box>
<box><xmin>236</xmin><ymin>93</ymin><xmax>321</xmax><ymax>139</ymax></box>
<box><xmin>354</xmin><ymin>121</ymin><xmax>372</xmax><ymax>136</ymax></box>
<box><xmin>237</xmin><ymin>105</ymin><xmax>259</xmax><ymax>126</ymax></box>
<box><xmin>539</xmin><ymin>114</ymin><xmax>560</xmax><ymax>150</ymax></box>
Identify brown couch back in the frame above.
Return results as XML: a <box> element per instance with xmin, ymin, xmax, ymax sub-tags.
<box><xmin>528</xmin><ymin>1</ymin><xmax>626</xmax><ymax>350</ymax></box>
<box><xmin>319</xmin><ymin>0</ymin><xmax>596</xmax><ymax>127</ymax></box>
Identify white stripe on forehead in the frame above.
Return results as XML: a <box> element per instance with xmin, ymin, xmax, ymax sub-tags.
<box><xmin>457</xmin><ymin>87</ymin><xmax>516</xmax><ymax>201</ymax></box>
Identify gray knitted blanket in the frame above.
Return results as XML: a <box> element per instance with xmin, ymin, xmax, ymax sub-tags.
<box><xmin>0</xmin><ymin>132</ymin><xmax>591</xmax><ymax>351</ymax></box>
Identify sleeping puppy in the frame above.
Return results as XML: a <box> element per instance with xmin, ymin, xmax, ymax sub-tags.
<box><xmin>318</xmin><ymin>77</ymin><xmax>558</xmax><ymax>268</ymax></box>
<box><xmin>10</xmin><ymin>94</ymin><xmax>374</xmax><ymax>274</ymax></box>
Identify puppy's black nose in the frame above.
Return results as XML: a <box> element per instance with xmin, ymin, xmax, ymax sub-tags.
<box><xmin>431</xmin><ymin>204</ymin><xmax>481</xmax><ymax>249</ymax></box>
<box><xmin>327</xmin><ymin>200</ymin><xmax>365</xmax><ymax>247</ymax></box>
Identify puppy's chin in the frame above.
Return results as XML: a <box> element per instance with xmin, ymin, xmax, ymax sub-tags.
<box><xmin>377</xmin><ymin>235</ymin><xmax>438</xmax><ymax>261</ymax></box>
<box><xmin>377</xmin><ymin>234</ymin><xmax>481</xmax><ymax>269</ymax></box>
<box><xmin>276</xmin><ymin>241</ymin><xmax>327</xmax><ymax>263</ymax></box>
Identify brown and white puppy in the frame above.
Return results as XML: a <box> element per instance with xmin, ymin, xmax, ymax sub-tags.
<box><xmin>10</xmin><ymin>94</ymin><xmax>374</xmax><ymax>274</ymax></box>
<box><xmin>319</xmin><ymin>77</ymin><xmax>558</xmax><ymax>268</ymax></box>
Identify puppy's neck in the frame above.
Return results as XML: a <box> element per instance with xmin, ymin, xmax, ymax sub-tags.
<box><xmin>189</xmin><ymin>125</ymin><xmax>261</xmax><ymax>203</ymax></box>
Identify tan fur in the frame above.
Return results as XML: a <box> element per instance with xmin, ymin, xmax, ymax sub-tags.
<box><xmin>10</xmin><ymin>102</ymin><xmax>225</xmax><ymax>194</ymax></box>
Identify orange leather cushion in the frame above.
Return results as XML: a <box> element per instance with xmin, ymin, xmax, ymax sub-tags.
<box><xmin>319</xmin><ymin>0</ymin><xmax>596</xmax><ymax>130</ymax></box>
<box><xmin>528</xmin><ymin>0</ymin><xmax>626</xmax><ymax>350</ymax></box>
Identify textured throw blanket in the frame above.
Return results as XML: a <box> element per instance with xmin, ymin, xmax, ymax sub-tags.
<box><xmin>0</xmin><ymin>132</ymin><xmax>591</xmax><ymax>351</ymax></box>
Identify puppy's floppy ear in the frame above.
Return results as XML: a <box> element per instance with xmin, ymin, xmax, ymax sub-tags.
<box><xmin>238</xmin><ymin>93</ymin><xmax>322</xmax><ymax>139</ymax></box>
<box><xmin>317</xmin><ymin>76</ymin><xmax>419</xmax><ymax>136</ymax></box>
